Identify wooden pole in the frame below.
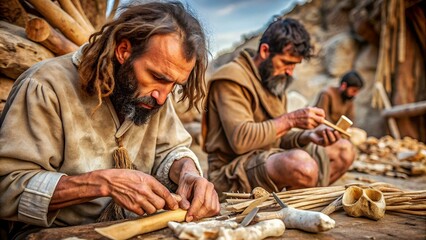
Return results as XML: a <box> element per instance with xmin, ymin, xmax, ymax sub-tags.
<box><xmin>26</xmin><ymin>18</ymin><xmax>79</xmax><ymax>55</ymax></box>
<box><xmin>375</xmin><ymin>82</ymin><xmax>401</xmax><ymax>139</ymax></box>
<box><xmin>382</xmin><ymin>101</ymin><xmax>426</xmax><ymax>118</ymax></box>
<box><xmin>58</xmin><ymin>0</ymin><xmax>95</xmax><ymax>33</ymax></box>
<box><xmin>71</xmin><ymin>0</ymin><xmax>95</xmax><ymax>31</ymax></box>
<box><xmin>25</xmin><ymin>0</ymin><xmax>90</xmax><ymax>45</ymax></box>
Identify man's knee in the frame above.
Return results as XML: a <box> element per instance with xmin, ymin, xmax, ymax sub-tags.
<box><xmin>271</xmin><ymin>150</ymin><xmax>319</xmax><ymax>188</ymax></box>
<box><xmin>336</xmin><ymin>139</ymin><xmax>356</xmax><ymax>166</ymax></box>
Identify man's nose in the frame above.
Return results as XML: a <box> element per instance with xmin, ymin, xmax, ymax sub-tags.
<box><xmin>151</xmin><ymin>85</ymin><xmax>174</xmax><ymax>105</ymax></box>
<box><xmin>151</xmin><ymin>90</ymin><xmax>167</xmax><ymax>105</ymax></box>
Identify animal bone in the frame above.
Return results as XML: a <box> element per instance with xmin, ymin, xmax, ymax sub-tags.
<box><xmin>254</xmin><ymin>207</ymin><xmax>335</xmax><ymax>233</ymax></box>
<box><xmin>342</xmin><ymin>186</ymin><xmax>386</xmax><ymax>220</ymax></box>
<box><xmin>217</xmin><ymin>219</ymin><xmax>285</xmax><ymax>240</ymax></box>
<box><xmin>168</xmin><ymin>220</ymin><xmax>239</xmax><ymax>240</ymax></box>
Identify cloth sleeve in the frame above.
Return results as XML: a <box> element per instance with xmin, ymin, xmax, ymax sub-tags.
<box><xmin>152</xmin><ymin>99</ymin><xmax>203</xmax><ymax>191</ymax></box>
<box><xmin>210</xmin><ymin>80</ymin><xmax>277</xmax><ymax>155</ymax></box>
<box><xmin>314</xmin><ymin>91</ymin><xmax>332</xmax><ymax>121</ymax></box>
<box><xmin>0</xmin><ymin>77</ymin><xmax>66</xmax><ymax>226</ymax></box>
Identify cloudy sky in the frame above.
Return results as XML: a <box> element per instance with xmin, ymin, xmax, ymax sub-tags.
<box><xmin>112</xmin><ymin>0</ymin><xmax>307</xmax><ymax>57</ymax></box>
<box><xmin>179</xmin><ymin>0</ymin><xmax>309</xmax><ymax>57</ymax></box>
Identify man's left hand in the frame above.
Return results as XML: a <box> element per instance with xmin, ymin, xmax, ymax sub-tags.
<box><xmin>306</xmin><ymin>124</ymin><xmax>342</xmax><ymax>146</ymax></box>
<box><xmin>175</xmin><ymin>172</ymin><xmax>220</xmax><ymax>222</ymax></box>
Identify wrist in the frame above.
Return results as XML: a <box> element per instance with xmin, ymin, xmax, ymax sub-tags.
<box><xmin>298</xmin><ymin>130</ymin><xmax>312</xmax><ymax>147</ymax></box>
<box><xmin>91</xmin><ymin>169</ymin><xmax>113</xmax><ymax>197</ymax></box>
<box><xmin>170</xmin><ymin>158</ymin><xmax>200</xmax><ymax>184</ymax></box>
<box><xmin>274</xmin><ymin>114</ymin><xmax>294</xmax><ymax>137</ymax></box>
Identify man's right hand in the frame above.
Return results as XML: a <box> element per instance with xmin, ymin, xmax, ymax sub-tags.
<box><xmin>102</xmin><ymin>169</ymin><xmax>179</xmax><ymax>215</ymax></box>
<box><xmin>286</xmin><ymin>107</ymin><xmax>325</xmax><ymax>129</ymax></box>
<box><xmin>274</xmin><ymin>107</ymin><xmax>325</xmax><ymax>137</ymax></box>
<box><xmin>50</xmin><ymin>169</ymin><xmax>179</xmax><ymax>216</ymax></box>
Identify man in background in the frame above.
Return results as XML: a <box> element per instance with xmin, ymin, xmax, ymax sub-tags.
<box><xmin>314</xmin><ymin>70</ymin><xmax>364</xmax><ymax>123</ymax></box>
<box><xmin>202</xmin><ymin>18</ymin><xmax>355</xmax><ymax>199</ymax></box>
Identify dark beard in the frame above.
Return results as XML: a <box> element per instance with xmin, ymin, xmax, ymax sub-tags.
<box><xmin>341</xmin><ymin>90</ymin><xmax>354</xmax><ymax>102</ymax></box>
<box><xmin>110</xmin><ymin>59</ymin><xmax>163</xmax><ymax>125</ymax></box>
<box><xmin>258</xmin><ymin>56</ymin><xmax>293</xmax><ymax>97</ymax></box>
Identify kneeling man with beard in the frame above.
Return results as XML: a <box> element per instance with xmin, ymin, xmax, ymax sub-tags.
<box><xmin>0</xmin><ymin>2</ymin><xmax>219</xmax><ymax>238</ymax></box>
<box><xmin>202</xmin><ymin>18</ymin><xmax>356</xmax><ymax>200</ymax></box>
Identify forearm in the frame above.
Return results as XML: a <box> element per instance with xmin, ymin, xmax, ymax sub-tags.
<box><xmin>169</xmin><ymin>158</ymin><xmax>201</xmax><ymax>184</ymax></box>
<box><xmin>49</xmin><ymin>170</ymin><xmax>110</xmax><ymax>211</ymax></box>
<box><xmin>273</xmin><ymin>115</ymin><xmax>295</xmax><ymax>138</ymax></box>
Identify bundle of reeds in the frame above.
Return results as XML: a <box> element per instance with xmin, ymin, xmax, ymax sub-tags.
<box><xmin>223</xmin><ymin>182</ymin><xmax>426</xmax><ymax>217</ymax></box>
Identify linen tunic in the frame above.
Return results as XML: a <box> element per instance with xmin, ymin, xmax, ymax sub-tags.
<box><xmin>0</xmin><ymin>48</ymin><xmax>201</xmax><ymax>228</ymax></box>
<box><xmin>314</xmin><ymin>86</ymin><xmax>354</xmax><ymax>123</ymax></box>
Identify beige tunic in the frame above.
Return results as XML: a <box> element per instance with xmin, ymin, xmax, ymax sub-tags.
<box><xmin>0</xmin><ymin>48</ymin><xmax>202</xmax><ymax>228</ymax></box>
<box><xmin>314</xmin><ymin>86</ymin><xmax>354</xmax><ymax>123</ymax></box>
<box><xmin>202</xmin><ymin>50</ymin><xmax>329</xmax><ymax>197</ymax></box>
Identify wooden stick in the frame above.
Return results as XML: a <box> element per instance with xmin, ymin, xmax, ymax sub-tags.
<box><xmin>321</xmin><ymin>195</ymin><xmax>343</xmax><ymax>215</ymax></box>
<box><xmin>223</xmin><ymin>192</ymin><xmax>252</xmax><ymax>198</ymax></box>
<box><xmin>71</xmin><ymin>0</ymin><xmax>95</xmax><ymax>30</ymax></box>
<box><xmin>390</xmin><ymin>209</ymin><xmax>426</xmax><ymax>216</ymax></box>
<box><xmin>322</xmin><ymin>119</ymin><xmax>351</xmax><ymax>138</ymax></box>
<box><xmin>95</xmin><ymin>209</ymin><xmax>187</xmax><ymax>240</ymax></box>
<box><xmin>386</xmin><ymin>196</ymin><xmax>412</xmax><ymax>205</ymax></box>
<box><xmin>290</xmin><ymin>197</ymin><xmax>336</xmax><ymax>209</ymax></box>
<box><xmin>26</xmin><ymin>0</ymin><xmax>90</xmax><ymax>45</ymax></box>
<box><xmin>386</xmin><ymin>204</ymin><xmax>426</xmax><ymax>210</ymax></box>
<box><xmin>375</xmin><ymin>82</ymin><xmax>401</xmax><ymax>139</ymax></box>
<box><xmin>296</xmin><ymin>201</ymin><xmax>334</xmax><ymax>210</ymax></box>
<box><xmin>382</xmin><ymin>101</ymin><xmax>426</xmax><ymax>118</ymax></box>
<box><xmin>398</xmin><ymin>0</ymin><xmax>406</xmax><ymax>62</ymax></box>
<box><xmin>25</xmin><ymin>18</ymin><xmax>78</xmax><ymax>55</ymax></box>
<box><xmin>276</xmin><ymin>186</ymin><xmax>345</xmax><ymax>196</ymax></box>
<box><xmin>58</xmin><ymin>0</ymin><xmax>95</xmax><ymax>33</ymax></box>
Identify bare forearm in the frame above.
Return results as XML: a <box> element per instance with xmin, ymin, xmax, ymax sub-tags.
<box><xmin>49</xmin><ymin>170</ymin><xmax>109</xmax><ymax>211</ymax></box>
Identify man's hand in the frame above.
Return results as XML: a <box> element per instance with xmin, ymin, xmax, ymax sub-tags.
<box><xmin>170</xmin><ymin>158</ymin><xmax>220</xmax><ymax>222</ymax></box>
<box><xmin>104</xmin><ymin>169</ymin><xmax>180</xmax><ymax>216</ymax></box>
<box><xmin>274</xmin><ymin>107</ymin><xmax>325</xmax><ymax>137</ymax></box>
<box><xmin>286</xmin><ymin>107</ymin><xmax>325</xmax><ymax>129</ymax></box>
<box><xmin>176</xmin><ymin>173</ymin><xmax>220</xmax><ymax>222</ymax></box>
<box><xmin>300</xmin><ymin>124</ymin><xmax>342</xmax><ymax>147</ymax></box>
<box><xmin>50</xmin><ymin>169</ymin><xmax>179</xmax><ymax>216</ymax></box>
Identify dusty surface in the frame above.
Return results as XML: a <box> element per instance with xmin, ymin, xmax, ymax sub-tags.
<box><xmin>27</xmin><ymin>172</ymin><xmax>426</xmax><ymax>240</ymax></box>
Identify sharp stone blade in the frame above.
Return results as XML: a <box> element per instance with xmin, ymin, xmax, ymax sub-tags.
<box><xmin>272</xmin><ymin>192</ymin><xmax>288</xmax><ymax>208</ymax></box>
<box><xmin>240</xmin><ymin>206</ymin><xmax>259</xmax><ymax>227</ymax></box>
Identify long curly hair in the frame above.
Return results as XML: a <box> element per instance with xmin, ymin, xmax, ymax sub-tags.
<box><xmin>78</xmin><ymin>1</ymin><xmax>208</xmax><ymax>112</ymax></box>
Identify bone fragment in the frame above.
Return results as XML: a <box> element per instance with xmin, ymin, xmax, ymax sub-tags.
<box><xmin>217</xmin><ymin>219</ymin><xmax>285</xmax><ymax>240</ymax></box>
<box><xmin>254</xmin><ymin>207</ymin><xmax>335</xmax><ymax>233</ymax></box>
<box><xmin>168</xmin><ymin>220</ymin><xmax>239</xmax><ymax>240</ymax></box>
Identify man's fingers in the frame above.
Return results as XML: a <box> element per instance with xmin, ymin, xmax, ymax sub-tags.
<box><xmin>153</xmin><ymin>186</ymin><xmax>179</xmax><ymax>210</ymax></box>
<box><xmin>139</xmin><ymin>198</ymin><xmax>157</xmax><ymax>214</ymax></box>
<box><xmin>178</xmin><ymin>195</ymin><xmax>191</xmax><ymax>211</ymax></box>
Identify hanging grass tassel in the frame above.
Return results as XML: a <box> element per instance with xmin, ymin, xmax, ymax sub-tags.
<box><xmin>97</xmin><ymin>137</ymin><xmax>134</xmax><ymax>222</ymax></box>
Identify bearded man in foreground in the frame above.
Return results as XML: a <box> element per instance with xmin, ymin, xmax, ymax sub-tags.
<box><xmin>0</xmin><ymin>2</ymin><xmax>219</xmax><ymax>239</ymax></box>
<box><xmin>202</xmin><ymin>18</ymin><xmax>356</xmax><ymax>199</ymax></box>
